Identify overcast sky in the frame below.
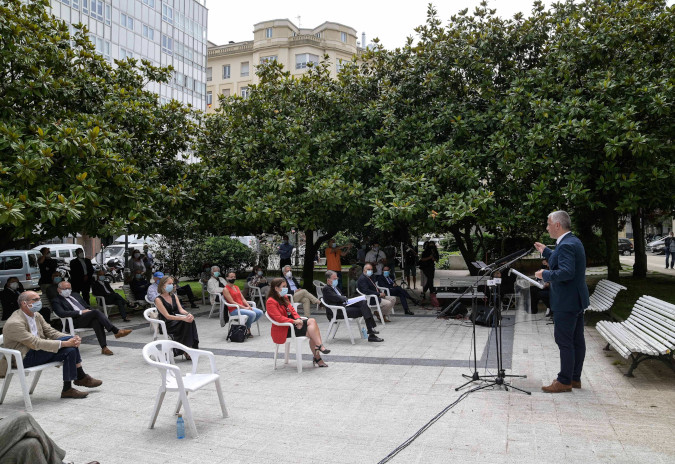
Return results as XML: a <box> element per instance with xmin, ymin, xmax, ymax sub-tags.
<box><xmin>206</xmin><ymin>0</ymin><xmax>550</xmax><ymax>48</ymax></box>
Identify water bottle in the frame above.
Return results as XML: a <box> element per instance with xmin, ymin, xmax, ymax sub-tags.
<box><xmin>361</xmin><ymin>327</ymin><xmax>368</xmax><ymax>339</ymax></box>
<box><xmin>176</xmin><ymin>414</ymin><xmax>185</xmax><ymax>439</ymax></box>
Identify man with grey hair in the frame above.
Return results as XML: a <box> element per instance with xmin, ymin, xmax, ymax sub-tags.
<box><xmin>534</xmin><ymin>210</ymin><xmax>590</xmax><ymax>393</ymax></box>
<box><xmin>0</xmin><ymin>291</ymin><xmax>102</xmax><ymax>399</ymax></box>
<box><xmin>282</xmin><ymin>265</ymin><xmax>321</xmax><ymax>317</ymax></box>
<box><xmin>206</xmin><ymin>265</ymin><xmax>228</xmax><ymax>306</ymax></box>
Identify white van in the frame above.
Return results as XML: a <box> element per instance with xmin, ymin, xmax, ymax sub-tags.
<box><xmin>32</xmin><ymin>244</ymin><xmax>84</xmax><ymax>264</ymax></box>
<box><xmin>0</xmin><ymin>250</ymin><xmax>41</xmax><ymax>290</ymax></box>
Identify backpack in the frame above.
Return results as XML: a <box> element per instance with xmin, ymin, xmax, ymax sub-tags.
<box><xmin>226</xmin><ymin>324</ymin><xmax>247</xmax><ymax>343</ymax></box>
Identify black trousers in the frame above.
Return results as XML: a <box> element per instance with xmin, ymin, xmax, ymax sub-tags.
<box><xmin>102</xmin><ymin>293</ymin><xmax>128</xmax><ymax>318</ymax></box>
<box><xmin>422</xmin><ymin>267</ymin><xmax>435</xmax><ymax>293</ymax></box>
<box><xmin>387</xmin><ymin>287</ymin><xmax>409</xmax><ymax>311</ymax></box>
<box><xmin>177</xmin><ymin>285</ymin><xmax>196</xmax><ymax>303</ymax></box>
<box><xmin>326</xmin><ymin>301</ymin><xmax>376</xmax><ymax>332</ymax></box>
<box><xmin>73</xmin><ymin>282</ymin><xmax>91</xmax><ymax>305</ymax></box>
<box><xmin>71</xmin><ymin>310</ymin><xmax>117</xmax><ymax>348</ymax></box>
<box><xmin>553</xmin><ymin>311</ymin><xmax>585</xmax><ymax>385</ymax></box>
<box><xmin>279</xmin><ymin>257</ymin><xmax>292</xmax><ymax>269</ymax></box>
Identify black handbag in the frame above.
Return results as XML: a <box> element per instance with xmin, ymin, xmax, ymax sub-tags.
<box><xmin>227</xmin><ymin>324</ymin><xmax>247</xmax><ymax>343</ymax></box>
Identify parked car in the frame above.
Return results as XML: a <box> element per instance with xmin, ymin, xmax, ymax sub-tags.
<box><xmin>0</xmin><ymin>250</ymin><xmax>41</xmax><ymax>290</ymax></box>
<box><xmin>32</xmin><ymin>243</ymin><xmax>84</xmax><ymax>264</ymax></box>
<box><xmin>646</xmin><ymin>239</ymin><xmax>666</xmax><ymax>255</ymax></box>
<box><xmin>618</xmin><ymin>238</ymin><xmax>634</xmax><ymax>255</ymax></box>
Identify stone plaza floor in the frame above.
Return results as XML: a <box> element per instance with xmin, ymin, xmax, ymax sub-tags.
<box><xmin>1</xmin><ymin>288</ymin><xmax>674</xmax><ymax>464</ymax></box>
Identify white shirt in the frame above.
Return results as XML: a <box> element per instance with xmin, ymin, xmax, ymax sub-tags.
<box><xmin>64</xmin><ymin>296</ymin><xmax>84</xmax><ymax>314</ymax></box>
<box><xmin>23</xmin><ymin>311</ymin><xmax>39</xmax><ymax>336</ymax></box>
<box><xmin>556</xmin><ymin>231</ymin><xmax>571</xmax><ymax>245</ymax></box>
<box><xmin>286</xmin><ymin>276</ymin><xmax>298</xmax><ymax>292</ymax></box>
<box><xmin>364</xmin><ymin>249</ymin><xmax>385</xmax><ymax>275</ymax></box>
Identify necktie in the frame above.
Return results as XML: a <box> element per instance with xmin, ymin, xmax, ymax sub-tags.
<box><xmin>67</xmin><ymin>296</ymin><xmax>85</xmax><ymax>311</ymax></box>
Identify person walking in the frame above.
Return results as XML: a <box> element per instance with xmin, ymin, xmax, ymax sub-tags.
<box><xmin>665</xmin><ymin>231</ymin><xmax>674</xmax><ymax>269</ymax></box>
<box><xmin>534</xmin><ymin>210</ymin><xmax>590</xmax><ymax>393</ymax></box>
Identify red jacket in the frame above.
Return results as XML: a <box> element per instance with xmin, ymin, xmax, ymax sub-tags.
<box><xmin>266</xmin><ymin>296</ymin><xmax>300</xmax><ymax>344</ymax></box>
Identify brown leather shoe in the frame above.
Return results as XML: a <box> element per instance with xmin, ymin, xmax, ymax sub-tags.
<box><xmin>375</xmin><ymin>313</ymin><xmax>383</xmax><ymax>323</ymax></box>
<box><xmin>542</xmin><ymin>380</ymin><xmax>572</xmax><ymax>393</ymax></box>
<box><xmin>571</xmin><ymin>380</ymin><xmax>582</xmax><ymax>389</ymax></box>
<box><xmin>101</xmin><ymin>347</ymin><xmax>114</xmax><ymax>356</ymax></box>
<box><xmin>114</xmin><ymin>329</ymin><xmax>132</xmax><ymax>339</ymax></box>
<box><xmin>383</xmin><ymin>316</ymin><xmax>392</xmax><ymax>323</ymax></box>
<box><xmin>61</xmin><ymin>388</ymin><xmax>89</xmax><ymax>399</ymax></box>
<box><xmin>74</xmin><ymin>374</ymin><xmax>103</xmax><ymax>388</ymax></box>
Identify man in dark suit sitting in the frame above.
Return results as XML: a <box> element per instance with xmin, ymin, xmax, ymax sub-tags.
<box><xmin>357</xmin><ymin>264</ymin><xmax>395</xmax><ymax>323</ymax></box>
<box><xmin>321</xmin><ymin>271</ymin><xmax>383</xmax><ymax>342</ymax></box>
<box><xmin>92</xmin><ymin>271</ymin><xmax>130</xmax><ymax>322</ymax></box>
<box><xmin>535</xmin><ymin>210</ymin><xmax>590</xmax><ymax>393</ymax></box>
<box><xmin>51</xmin><ymin>281</ymin><xmax>131</xmax><ymax>356</ymax></box>
<box><xmin>376</xmin><ymin>266</ymin><xmax>414</xmax><ymax>315</ymax></box>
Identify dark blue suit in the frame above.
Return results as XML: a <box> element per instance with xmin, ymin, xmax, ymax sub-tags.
<box><xmin>376</xmin><ymin>275</ymin><xmax>410</xmax><ymax>311</ymax></box>
<box><xmin>542</xmin><ymin>233</ymin><xmax>589</xmax><ymax>385</ymax></box>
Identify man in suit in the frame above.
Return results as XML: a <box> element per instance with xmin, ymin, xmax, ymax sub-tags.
<box><xmin>69</xmin><ymin>249</ymin><xmax>95</xmax><ymax>304</ymax></box>
<box><xmin>357</xmin><ymin>264</ymin><xmax>395</xmax><ymax>323</ymax></box>
<box><xmin>1</xmin><ymin>277</ymin><xmax>24</xmax><ymax>321</ymax></box>
<box><xmin>534</xmin><ymin>210</ymin><xmax>590</xmax><ymax>393</ymax></box>
<box><xmin>376</xmin><ymin>266</ymin><xmax>414</xmax><ymax>315</ymax></box>
<box><xmin>282</xmin><ymin>265</ymin><xmax>320</xmax><ymax>317</ymax></box>
<box><xmin>91</xmin><ymin>271</ymin><xmax>130</xmax><ymax>321</ymax></box>
<box><xmin>0</xmin><ymin>291</ymin><xmax>102</xmax><ymax>399</ymax></box>
<box><xmin>322</xmin><ymin>271</ymin><xmax>383</xmax><ymax>342</ymax></box>
<box><xmin>51</xmin><ymin>281</ymin><xmax>131</xmax><ymax>356</ymax></box>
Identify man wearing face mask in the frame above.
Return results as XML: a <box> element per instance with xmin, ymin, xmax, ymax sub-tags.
<box><xmin>69</xmin><ymin>249</ymin><xmax>95</xmax><ymax>304</ymax></box>
<box><xmin>1</xmin><ymin>277</ymin><xmax>25</xmax><ymax>320</ymax></box>
<box><xmin>377</xmin><ymin>266</ymin><xmax>414</xmax><ymax>315</ymax></box>
<box><xmin>51</xmin><ymin>282</ymin><xmax>131</xmax><ymax>356</ymax></box>
<box><xmin>282</xmin><ymin>265</ymin><xmax>321</xmax><ymax>317</ymax></box>
<box><xmin>325</xmin><ymin>238</ymin><xmax>352</xmax><ymax>292</ymax></box>
<box><xmin>147</xmin><ymin>271</ymin><xmax>199</xmax><ymax>308</ymax></box>
<box><xmin>91</xmin><ymin>270</ymin><xmax>130</xmax><ymax>322</ymax></box>
<box><xmin>37</xmin><ymin>248</ymin><xmax>59</xmax><ymax>294</ymax></box>
<box><xmin>357</xmin><ymin>264</ymin><xmax>395</xmax><ymax>322</ymax></box>
<box><xmin>277</xmin><ymin>235</ymin><xmax>294</xmax><ymax>270</ymax></box>
<box><xmin>45</xmin><ymin>272</ymin><xmax>64</xmax><ymax>302</ymax></box>
<box><xmin>365</xmin><ymin>241</ymin><xmax>387</xmax><ymax>276</ymax></box>
<box><xmin>0</xmin><ymin>291</ymin><xmax>102</xmax><ymax>399</ymax></box>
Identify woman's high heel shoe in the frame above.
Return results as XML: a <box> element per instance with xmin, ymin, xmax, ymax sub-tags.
<box><xmin>313</xmin><ymin>356</ymin><xmax>328</xmax><ymax>367</ymax></box>
<box><xmin>315</xmin><ymin>344</ymin><xmax>331</xmax><ymax>354</ymax></box>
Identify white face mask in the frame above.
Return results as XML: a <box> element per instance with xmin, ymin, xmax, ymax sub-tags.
<box><xmin>285</xmin><ymin>271</ymin><xmax>292</xmax><ymax>278</ymax></box>
<box><xmin>60</xmin><ymin>289</ymin><xmax>72</xmax><ymax>298</ymax></box>
<box><xmin>9</xmin><ymin>282</ymin><xmax>19</xmax><ymax>290</ymax></box>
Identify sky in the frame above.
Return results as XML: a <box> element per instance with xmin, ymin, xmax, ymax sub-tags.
<box><xmin>206</xmin><ymin>0</ymin><xmax>549</xmax><ymax>49</ymax></box>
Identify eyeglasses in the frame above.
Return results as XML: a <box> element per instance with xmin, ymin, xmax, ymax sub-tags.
<box><xmin>28</xmin><ymin>297</ymin><xmax>40</xmax><ymax>302</ymax></box>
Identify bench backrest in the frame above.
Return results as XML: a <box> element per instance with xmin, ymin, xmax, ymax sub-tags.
<box><xmin>438</xmin><ymin>276</ymin><xmax>485</xmax><ymax>288</ymax></box>
<box><xmin>626</xmin><ymin>296</ymin><xmax>675</xmax><ymax>352</ymax></box>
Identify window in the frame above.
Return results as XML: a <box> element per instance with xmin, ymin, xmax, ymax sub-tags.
<box><xmin>59</xmin><ymin>250</ymin><xmax>70</xmax><ymax>258</ymax></box>
<box><xmin>315</xmin><ymin>32</ymin><xmax>322</xmax><ymax>38</ymax></box>
<box><xmin>259</xmin><ymin>55</ymin><xmax>277</xmax><ymax>64</ymax></box>
<box><xmin>240</xmin><ymin>62</ymin><xmax>249</xmax><ymax>77</ymax></box>
<box><xmin>143</xmin><ymin>25</ymin><xmax>155</xmax><ymax>40</ymax></box>
<box><xmin>207</xmin><ymin>91</ymin><xmax>212</xmax><ymax>106</ymax></box>
<box><xmin>120</xmin><ymin>48</ymin><xmax>133</xmax><ymax>60</ymax></box>
<box><xmin>162</xmin><ymin>4</ymin><xmax>173</xmax><ymax>23</ymax></box>
<box><xmin>142</xmin><ymin>0</ymin><xmax>156</xmax><ymax>7</ymax></box>
<box><xmin>121</xmin><ymin>14</ymin><xmax>134</xmax><ymax>30</ymax></box>
<box><xmin>341</xmin><ymin>32</ymin><xmax>347</xmax><ymax>42</ymax></box>
<box><xmin>72</xmin><ymin>0</ymin><xmax>79</xmax><ymax>9</ymax></box>
<box><xmin>295</xmin><ymin>53</ymin><xmax>319</xmax><ymax>69</ymax></box>
<box><xmin>161</xmin><ymin>34</ymin><xmax>173</xmax><ymax>54</ymax></box>
<box><xmin>83</xmin><ymin>0</ymin><xmax>88</xmax><ymax>14</ymax></box>
<box><xmin>61</xmin><ymin>0</ymin><xmax>71</xmax><ymax>6</ymax></box>
<box><xmin>91</xmin><ymin>0</ymin><xmax>103</xmax><ymax>22</ymax></box>
<box><xmin>206</xmin><ymin>67</ymin><xmax>212</xmax><ymax>82</ymax></box>
<box><xmin>222</xmin><ymin>65</ymin><xmax>230</xmax><ymax>79</ymax></box>
<box><xmin>0</xmin><ymin>256</ymin><xmax>22</xmax><ymax>270</ymax></box>
<box><xmin>105</xmin><ymin>4</ymin><xmax>111</xmax><ymax>25</ymax></box>
<box><xmin>265</xmin><ymin>27</ymin><xmax>273</xmax><ymax>38</ymax></box>
<box><xmin>240</xmin><ymin>87</ymin><xmax>249</xmax><ymax>99</ymax></box>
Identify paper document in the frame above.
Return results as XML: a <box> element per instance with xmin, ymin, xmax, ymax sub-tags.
<box><xmin>509</xmin><ymin>269</ymin><xmax>545</xmax><ymax>289</ymax></box>
<box><xmin>347</xmin><ymin>296</ymin><xmax>366</xmax><ymax>305</ymax></box>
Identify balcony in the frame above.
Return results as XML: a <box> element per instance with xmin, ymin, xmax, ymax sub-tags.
<box><xmin>208</xmin><ymin>41</ymin><xmax>254</xmax><ymax>57</ymax></box>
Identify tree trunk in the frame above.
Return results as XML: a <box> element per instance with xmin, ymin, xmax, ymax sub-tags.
<box><xmin>450</xmin><ymin>222</ymin><xmax>481</xmax><ymax>276</ymax></box>
<box><xmin>301</xmin><ymin>229</ymin><xmax>333</xmax><ymax>294</ymax></box>
<box><xmin>631</xmin><ymin>209</ymin><xmax>647</xmax><ymax>278</ymax></box>
<box><xmin>601</xmin><ymin>205</ymin><xmax>620</xmax><ymax>282</ymax></box>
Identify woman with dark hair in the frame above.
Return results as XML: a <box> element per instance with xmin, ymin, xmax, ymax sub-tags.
<box><xmin>222</xmin><ymin>270</ymin><xmax>263</xmax><ymax>338</ymax></box>
<box><xmin>266</xmin><ymin>278</ymin><xmax>330</xmax><ymax>367</ymax></box>
<box><xmin>419</xmin><ymin>241</ymin><xmax>439</xmax><ymax>302</ymax></box>
<box><xmin>1</xmin><ymin>277</ymin><xmax>24</xmax><ymax>320</ymax></box>
<box><xmin>154</xmin><ymin>276</ymin><xmax>199</xmax><ymax>359</ymax></box>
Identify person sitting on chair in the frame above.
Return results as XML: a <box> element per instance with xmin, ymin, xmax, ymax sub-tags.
<box><xmin>206</xmin><ymin>266</ymin><xmax>228</xmax><ymax>306</ymax></box>
<box><xmin>146</xmin><ymin>272</ymin><xmax>198</xmax><ymax>308</ymax></box>
<box><xmin>91</xmin><ymin>271</ymin><xmax>130</xmax><ymax>321</ymax></box>
<box><xmin>282</xmin><ymin>265</ymin><xmax>321</xmax><ymax>318</ymax></box>
<box><xmin>357</xmin><ymin>264</ymin><xmax>395</xmax><ymax>322</ymax></box>
<box><xmin>222</xmin><ymin>271</ymin><xmax>264</xmax><ymax>338</ymax></box>
<box><xmin>376</xmin><ymin>266</ymin><xmax>414</xmax><ymax>315</ymax></box>
<box><xmin>45</xmin><ymin>272</ymin><xmax>63</xmax><ymax>303</ymax></box>
<box><xmin>1</xmin><ymin>277</ymin><xmax>24</xmax><ymax>321</ymax></box>
<box><xmin>154</xmin><ymin>276</ymin><xmax>199</xmax><ymax>360</ymax></box>
<box><xmin>245</xmin><ymin>266</ymin><xmax>269</xmax><ymax>300</ymax></box>
<box><xmin>130</xmin><ymin>269</ymin><xmax>151</xmax><ymax>301</ymax></box>
<box><xmin>322</xmin><ymin>271</ymin><xmax>383</xmax><ymax>342</ymax></box>
<box><xmin>266</xmin><ymin>278</ymin><xmax>329</xmax><ymax>367</ymax></box>
<box><xmin>51</xmin><ymin>282</ymin><xmax>131</xmax><ymax>356</ymax></box>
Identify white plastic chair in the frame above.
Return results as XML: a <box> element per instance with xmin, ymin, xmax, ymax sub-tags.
<box><xmin>142</xmin><ymin>340</ymin><xmax>228</xmax><ymax>438</ymax></box>
<box><xmin>208</xmin><ymin>291</ymin><xmax>222</xmax><ymax>319</ymax></box>
<box><xmin>313</xmin><ymin>280</ymin><xmax>326</xmax><ymax>299</ymax></box>
<box><xmin>221</xmin><ymin>301</ymin><xmax>260</xmax><ymax>337</ymax></box>
<box><xmin>265</xmin><ymin>306</ymin><xmax>310</xmax><ymax>374</ymax></box>
<box><xmin>248</xmin><ymin>286</ymin><xmax>266</xmax><ymax>310</ymax></box>
<box><xmin>144</xmin><ymin>307</ymin><xmax>168</xmax><ymax>341</ymax></box>
<box><xmin>145</xmin><ymin>294</ymin><xmax>154</xmax><ymax>305</ymax></box>
<box><xmin>356</xmin><ymin>289</ymin><xmax>386</xmax><ymax>326</ymax></box>
<box><xmin>59</xmin><ymin>317</ymin><xmax>94</xmax><ymax>337</ymax></box>
<box><xmin>0</xmin><ymin>335</ymin><xmax>62</xmax><ymax>411</ymax></box>
<box><xmin>123</xmin><ymin>284</ymin><xmax>149</xmax><ymax>308</ymax></box>
<box><xmin>376</xmin><ymin>285</ymin><xmax>396</xmax><ymax>314</ymax></box>
<box><xmin>95</xmin><ymin>295</ymin><xmax>117</xmax><ymax>318</ymax></box>
<box><xmin>320</xmin><ymin>298</ymin><xmax>363</xmax><ymax>345</ymax></box>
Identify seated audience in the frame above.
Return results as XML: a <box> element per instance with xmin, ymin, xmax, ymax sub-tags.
<box><xmin>245</xmin><ymin>265</ymin><xmax>269</xmax><ymax>299</ymax></box>
<box><xmin>0</xmin><ymin>291</ymin><xmax>102</xmax><ymax>399</ymax></box>
<box><xmin>266</xmin><ymin>278</ymin><xmax>329</xmax><ymax>367</ymax></box>
<box><xmin>146</xmin><ymin>272</ymin><xmax>199</xmax><ymax>308</ymax></box>
<box><xmin>130</xmin><ymin>269</ymin><xmax>151</xmax><ymax>301</ymax></box>
<box><xmin>222</xmin><ymin>271</ymin><xmax>264</xmax><ymax>338</ymax></box>
<box><xmin>1</xmin><ymin>277</ymin><xmax>24</xmax><ymax>321</ymax></box>
<box><xmin>206</xmin><ymin>266</ymin><xmax>228</xmax><ymax>305</ymax></box>
<box><xmin>282</xmin><ymin>265</ymin><xmax>321</xmax><ymax>317</ymax></box>
<box><xmin>376</xmin><ymin>266</ymin><xmax>414</xmax><ymax>315</ymax></box>
<box><xmin>91</xmin><ymin>271</ymin><xmax>130</xmax><ymax>321</ymax></box>
<box><xmin>44</xmin><ymin>273</ymin><xmax>63</xmax><ymax>302</ymax></box>
<box><xmin>357</xmin><ymin>264</ymin><xmax>395</xmax><ymax>322</ymax></box>
<box><xmin>322</xmin><ymin>270</ymin><xmax>383</xmax><ymax>342</ymax></box>
<box><xmin>154</xmin><ymin>276</ymin><xmax>199</xmax><ymax>360</ymax></box>
<box><xmin>51</xmin><ymin>281</ymin><xmax>131</xmax><ymax>356</ymax></box>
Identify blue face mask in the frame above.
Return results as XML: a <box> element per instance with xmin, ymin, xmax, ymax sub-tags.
<box><xmin>53</xmin><ymin>277</ymin><xmax>62</xmax><ymax>283</ymax></box>
<box><xmin>165</xmin><ymin>284</ymin><xmax>174</xmax><ymax>293</ymax></box>
<box><xmin>366</xmin><ymin>270</ymin><xmax>373</xmax><ymax>277</ymax></box>
<box><xmin>383</xmin><ymin>271</ymin><xmax>390</xmax><ymax>277</ymax></box>
<box><xmin>280</xmin><ymin>287</ymin><xmax>288</xmax><ymax>296</ymax></box>
<box><xmin>213</xmin><ymin>271</ymin><xmax>220</xmax><ymax>278</ymax></box>
<box><xmin>331</xmin><ymin>279</ymin><xmax>338</xmax><ymax>288</ymax></box>
<box><xmin>257</xmin><ymin>271</ymin><xmax>263</xmax><ymax>276</ymax></box>
<box><xmin>29</xmin><ymin>301</ymin><xmax>43</xmax><ymax>313</ymax></box>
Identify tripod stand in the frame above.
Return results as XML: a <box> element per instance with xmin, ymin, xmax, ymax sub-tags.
<box><xmin>455</xmin><ymin>250</ymin><xmax>532</xmax><ymax>395</ymax></box>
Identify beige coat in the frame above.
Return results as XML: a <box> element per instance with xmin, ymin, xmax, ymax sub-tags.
<box><xmin>0</xmin><ymin>310</ymin><xmax>67</xmax><ymax>378</ymax></box>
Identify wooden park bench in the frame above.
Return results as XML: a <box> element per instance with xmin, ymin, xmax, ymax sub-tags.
<box><xmin>585</xmin><ymin>279</ymin><xmax>627</xmax><ymax>314</ymax></box>
<box><xmin>596</xmin><ymin>296</ymin><xmax>675</xmax><ymax>377</ymax></box>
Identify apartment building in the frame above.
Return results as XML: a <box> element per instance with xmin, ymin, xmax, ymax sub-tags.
<box><xmin>47</xmin><ymin>0</ymin><xmax>208</xmax><ymax>110</ymax></box>
<box><xmin>206</xmin><ymin>19</ymin><xmax>363</xmax><ymax>112</ymax></box>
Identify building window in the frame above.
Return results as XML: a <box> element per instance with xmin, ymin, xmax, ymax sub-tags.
<box><xmin>162</xmin><ymin>4</ymin><xmax>173</xmax><ymax>23</ymax></box>
<box><xmin>207</xmin><ymin>91</ymin><xmax>212</xmax><ymax>107</ymax></box>
<box><xmin>295</xmin><ymin>53</ymin><xmax>319</xmax><ymax>69</ymax></box>
<box><xmin>341</xmin><ymin>32</ymin><xmax>347</xmax><ymax>42</ymax></box>
<box><xmin>206</xmin><ymin>67</ymin><xmax>212</xmax><ymax>82</ymax></box>
<box><xmin>240</xmin><ymin>62</ymin><xmax>249</xmax><ymax>77</ymax></box>
<box><xmin>265</xmin><ymin>27</ymin><xmax>273</xmax><ymax>38</ymax></box>
<box><xmin>336</xmin><ymin>58</ymin><xmax>346</xmax><ymax>73</ymax></box>
<box><xmin>161</xmin><ymin>34</ymin><xmax>173</xmax><ymax>54</ymax></box>
<box><xmin>142</xmin><ymin>25</ymin><xmax>155</xmax><ymax>40</ymax></box>
<box><xmin>222</xmin><ymin>65</ymin><xmax>230</xmax><ymax>79</ymax></box>
<box><xmin>240</xmin><ymin>87</ymin><xmax>249</xmax><ymax>99</ymax></box>
<box><xmin>121</xmin><ymin>13</ymin><xmax>134</xmax><ymax>30</ymax></box>
<box><xmin>105</xmin><ymin>4</ymin><xmax>111</xmax><ymax>25</ymax></box>
<box><xmin>260</xmin><ymin>55</ymin><xmax>277</xmax><ymax>64</ymax></box>
<box><xmin>120</xmin><ymin>48</ymin><xmax>133</xmax><ymax>60</ymax></box>
<box><xmin>315</xmin><ymin>32</ymin><xmax>322</xmax><ymax>38</ymax></box>
<box><xmin>82</xmin><ymin>0</ymin><xmax>88</xmax><ymax>14</ymax></box>
<box><xmin>142</xmin><ymin>0</ymin><xmax>156</xmax><ymax>8</ymax></box>
<box><xmin>72</xmin><ymin>0</ymin><xmax>79</xmax><ymax>9</ymax></box>
<box><xmin>61</xmin><ymin>0</ymin><xmax>71</xmax><ymax>6</ymax></box>
<box><xmin>91</xmin><ymin>0</ymin><xmax>103</xmax><ymax>22</ymax></box>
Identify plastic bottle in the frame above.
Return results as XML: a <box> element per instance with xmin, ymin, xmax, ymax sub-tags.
<box><xmin>361</xmin><ymin>327</ymin><xmax>368</xmax><ymax>339</ymax></box>
<box><xmin>176</xmin><ymin>414</ymin><xmax>185</xmax><ymax>439</ymax></box>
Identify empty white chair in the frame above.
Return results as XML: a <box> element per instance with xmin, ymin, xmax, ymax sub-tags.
<box><xmin>208</xmin><ymin>291</ymin><xmax>222</xmax><ymax>319</ymax></box>
<box><xmin>0</xmin><ymin>335</ymin><xmax>62</xmax><ymax>411</ymax></box>
<box><xmin>265</xmin><ymin>305</ymin><xmax>310</xmax><ymax>373</ymax></box>
<box><xmin>356</xmin><ymin>289</ymin><xmax>386</xmax><ymax>326</ymax></box>
<box><xmin>313</xmin><ymin>280</ymin><xmax>326</xmax><ymax>299</ymax></box>
<box><xmin>144</xmin><ymin>307</ymin><xmax>168</xmax><ymax>341</ymax></box>
<box><xmin>142</xmin><ymin>340</ymin><xmax>228</xmax><ymax>438</ymax></box>
<box><xmin>320</xmin><ymin>298</ymin><xmax>363</xmax><ymax>345</ymax></box>
<box><xmin>248</xmin><ymin>286</ymin><xmax>266</xmax><ymax>310</ymax></box>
